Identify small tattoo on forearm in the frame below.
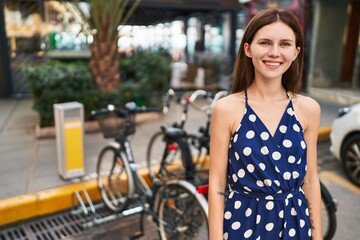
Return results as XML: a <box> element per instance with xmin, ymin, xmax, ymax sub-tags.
<box><xmin>306</xmin><ymin>199</ymin><xmax>316</xmax><ymax>230</ymax></box>
<box><xmin>217</xmin><ymin>191</ymin><xmax>226</xmax><ymax>197</ymax></box>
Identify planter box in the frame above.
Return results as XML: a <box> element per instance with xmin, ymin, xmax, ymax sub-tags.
<box><xmin>35</xmin><ymin>112</ymin><xmax>162</xmax><ymax>139</ymax></box>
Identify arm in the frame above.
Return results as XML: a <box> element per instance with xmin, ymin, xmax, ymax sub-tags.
<box><xmin>208</xmin><ymin>100</ymin><xmax>231</xmax><ymax>240</ymax></box>
<box><xmin>301</xmin><ymin>97</ymin><xmax>322</xmax><ymax>239</ymax></box>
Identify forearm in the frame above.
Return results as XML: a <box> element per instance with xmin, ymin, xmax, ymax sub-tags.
<box><xmin>302</xmin><ymin>178</ymin><xmax>322</xmax><ymax>239</ymax></box>
<box><xmin>208</xmin><ymin>184</ymin><xmax>226</xmax><ymax>240</ymax></box>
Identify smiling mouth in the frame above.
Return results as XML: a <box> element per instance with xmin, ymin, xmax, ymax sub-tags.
<box><xmin>264</xmin><ymin>61</ymin><xmax>282</xmax><ymax>68</ymax></box>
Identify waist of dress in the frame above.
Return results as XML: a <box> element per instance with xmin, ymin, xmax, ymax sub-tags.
<box><xmin>228</xmin><ymin>185</ymin><xmax>301</xmax><ymax>201</ymax></box>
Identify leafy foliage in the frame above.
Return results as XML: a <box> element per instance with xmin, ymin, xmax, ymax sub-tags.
<box><xmin>23</xmin><ymin>61</ymin><xmax>100</xmax><ymax>127</ymax></box>
<box><xmin>23</xmin><ymin>50</ymin><xmax>171</xmax><ymax>127</ymax></box>
<box><xmin>120</xmin><ymin>49</ymin><xmax>171</xmax><ymax>106</ymax></box>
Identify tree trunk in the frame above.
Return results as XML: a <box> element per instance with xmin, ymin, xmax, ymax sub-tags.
<box><xmin>89</xmin><ymin>39</ymin><xmax>120</xmax><ymax>92</ymax></box>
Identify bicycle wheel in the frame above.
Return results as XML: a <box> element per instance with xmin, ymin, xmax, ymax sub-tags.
<box><xmin>157</xmin><ymin>180</ymin><xmax>208</xmax><ymax>240</ymax></box>
<box><xmin>146</xmin><ymin>131</ymin><xmax>194</xmax><ymax>181</ymax></box>
<box><xmin>96</xmin><ymin>145</ymin><xmax>134</xmax><ymax>212</ymax></box>
<box><xmin>320</xmin><ymin>181</ymin><xmax>337</xmax><ymax>240</ymax></box>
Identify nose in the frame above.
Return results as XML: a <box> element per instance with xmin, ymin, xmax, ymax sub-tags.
<box><xmin>268</xmin><ymin>44</ymin><xmax>280</xmax><ymax>57</ymax></box>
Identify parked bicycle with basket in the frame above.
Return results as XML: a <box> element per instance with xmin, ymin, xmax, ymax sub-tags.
<box><xmin>92</xmin><ymin>102</ymin><xmax>209</xmax><ymax>239</ymax></box>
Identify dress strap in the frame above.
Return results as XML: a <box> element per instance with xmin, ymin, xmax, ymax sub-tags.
<box><xmin>286</xmin><ymin>91</ymin><xmax>294</xmax><ymax>101</ymax></box>
<box><xmin>244</xmin><ymin>89</ymin><xmax>249</xmax><ymax>104</ymax></box>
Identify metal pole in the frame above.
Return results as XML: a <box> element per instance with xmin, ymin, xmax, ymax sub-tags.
<box><xmin>0</xmin><ymin>0</ymin><xmax>12</xmax><ymax>98</ymax></box>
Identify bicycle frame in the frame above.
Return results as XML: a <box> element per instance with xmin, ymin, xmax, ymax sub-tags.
<box><xmin>93</xmin><ymin>103</ymin><xmax>210</xmax><ymax>239</ymax></box>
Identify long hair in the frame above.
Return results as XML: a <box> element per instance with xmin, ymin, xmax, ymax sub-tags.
<box><xmin>231</xmin><ymin>9</ymin><xmax>304</xmax><ymax>94</ymax></box>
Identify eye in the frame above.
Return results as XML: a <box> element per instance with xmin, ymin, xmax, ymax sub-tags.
<box><xmin>259</xmin><ymin>41</ymin><xmax>271</xmax><ymax>46</ymax></box>
<box><xmin>280</xmin><ymin>41</ymin><xmax>292</xmax><ymax>47</ymax></box>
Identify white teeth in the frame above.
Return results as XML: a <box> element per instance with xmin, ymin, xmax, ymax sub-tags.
<box><xmin>265</xmin><ymin>62</ymin><xmax>280</xmax><ymax>67</ymax></box>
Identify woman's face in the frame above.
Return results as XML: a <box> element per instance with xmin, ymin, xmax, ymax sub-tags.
<box><xmin>244</xmin><ymin>21</ymin><xmax>300</xmax><ymax>82</ymax></box>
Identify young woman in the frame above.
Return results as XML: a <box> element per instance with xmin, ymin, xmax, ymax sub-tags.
<box><xmin>208</xmin><ymin>8</ymin><xmax>322</xmax><ymax>239</ymax></box>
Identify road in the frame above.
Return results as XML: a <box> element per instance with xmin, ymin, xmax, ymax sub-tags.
<box><xmin>317</xmin><ymin>141</ymin><xmax>360</xmax><ymax>240</ymax></box>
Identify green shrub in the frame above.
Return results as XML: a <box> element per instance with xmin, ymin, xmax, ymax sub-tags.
<box><xmin>23</xmin><ymin>61</ymin><xmax>102</xmax><ymax>127</ymax></box>
<box><xmin>120</xmin><ymin>49</ymin><xmax>171</xmax><ymax>106</ymax></box>
<box><xmin>23</xmin><ymin>50</ymin><xmax>171</xmax><ymax>127</ymax></box>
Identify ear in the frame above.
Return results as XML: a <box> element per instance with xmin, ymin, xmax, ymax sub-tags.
<box><xmin>244</xmin><ymin>43</ymin><xmax>252</xmax><ymax>58</ymax></box>
<box><xmin>293</xmin><ymin>47</ymin><xmax>301</xmax><ymax>61</ymax></box>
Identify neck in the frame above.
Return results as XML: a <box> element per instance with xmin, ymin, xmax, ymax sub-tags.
<box><xmin>247</xmin><ymin>82</ymin><xmax>287</xmax><ymax>102</ymax></box>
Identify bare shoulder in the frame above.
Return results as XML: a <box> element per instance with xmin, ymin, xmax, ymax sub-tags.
<box><xmin>293</xmin><ymin>94</ymin><xmax>321</xmax><ymax>130</ymax></box>
<box><xmin>213</xmin><ymin>92</ymin><xmax>246</xmax><ymax>115</ymax></box>
<box><xmin>213</xmin><ymin>92</ymin><xmax>246</xmax><ymax>133</ymax></box>
<box><xmin>294</xmin><ymin>94</ymin><xmax>321</xmax><ymax>115</ymax></box>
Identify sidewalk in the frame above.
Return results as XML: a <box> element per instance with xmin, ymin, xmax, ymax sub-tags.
<box><xmin>0</xmin><ymin>88</ymin><xmax>358</xmax><ymax>226</ymax></box>
<box><xmin>0</xmin><ymin>96</ymin><xmax>211</xmax><ymax>226</ymax></box>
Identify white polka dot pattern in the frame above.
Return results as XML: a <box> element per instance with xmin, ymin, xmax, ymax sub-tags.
<box><xmin>261</xmin><ymin>146</ymin><xmax>269</xmax><ymax>155</ymax></box>
<box><xmin>232</xmin><ymin>221</ymin><xmax>241</xmax><ymax>230</ymax></box>
<box><xmin>260</xmin><ymin>132</ymin><xmax>269</xmax><ymax>140</ymax></box>
<box><xmin>223</xmin><ymin>99</ymin><xmax>310</xmax><ymax>239</ymax></box>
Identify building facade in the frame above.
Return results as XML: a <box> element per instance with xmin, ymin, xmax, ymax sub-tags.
<box><xmin>0</xmin><ymin>0</ymin><xmax>359</xmax><ymax>97</ymax></box>
<box><xmin>308</xmin><ymin>0</ymin><xmax>360</xmax><ymax>91</ymax></box>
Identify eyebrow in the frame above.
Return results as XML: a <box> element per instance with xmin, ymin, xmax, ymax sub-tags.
<box><xmin>256</xmin><ymin>38</ymin><xmax>295</xmax><ymax>42</ymax></box>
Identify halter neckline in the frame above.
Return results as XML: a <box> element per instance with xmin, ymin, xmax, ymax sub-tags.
<box><xmin>244</xmin><ymin>90</ymin><xmax>293</xmax><ymax>103</ymax></box>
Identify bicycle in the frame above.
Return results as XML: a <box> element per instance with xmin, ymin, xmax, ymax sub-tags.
<box><xmin>92</xmin><ymin>102</ymin><xmax>209</xmax><ymax>239</ymax></box>
<box><xmin>146</xmin><ymin>88</ymin><xmax>228</xmax><ymax>183</ymax></box>
<box><xmin>320</xmin><ymin>181</ymin><xmax>337</xmax><ymax>240</ymax></box>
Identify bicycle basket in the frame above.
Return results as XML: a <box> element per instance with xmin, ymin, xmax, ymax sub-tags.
<box><xmin>95</xmin><ymin>111</ymin><xmax>135</xmax><ymax>139</ymax></box>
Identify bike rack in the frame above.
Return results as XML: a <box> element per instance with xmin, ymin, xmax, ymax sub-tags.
<box><xmin>71</xmin><ymin>189</ymin><xmax>145</xmax><ymax>230</ymax></box>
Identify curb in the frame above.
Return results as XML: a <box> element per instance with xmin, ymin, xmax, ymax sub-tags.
<box><xmin>0</xmin><ymin>166</ymin><xmax>153</xmax><ymax>227</ymax></box>
<box><xmin>0</xmin><ymin>179</ymin><xmax>100</xmax><ymax>226</ymax></box>
<box><xmin>0</xmin><ymin>127</ymin><xmax>332</xmax><ymax>226</ymax></box>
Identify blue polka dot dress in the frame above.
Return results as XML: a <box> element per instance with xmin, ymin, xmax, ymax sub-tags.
<box><xmin>223</xmin><ymin>91</ymin><xmax>312</xmax><ymax>239</ymax></box>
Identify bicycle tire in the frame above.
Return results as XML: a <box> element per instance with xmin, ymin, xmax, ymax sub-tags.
<box><xmin>146</xmin><ymin>131</ymin><xmax>194</xmax><ymax>181</ymax></box>
<box><xmin>96</xmin><ymin>145</ymin><xmax>134</xmax><ymax>212</ymax></box>
<box><xmin>320</xmin><ymin>181</ymin><xmax>337</xmax><ymax>240</ymax></box>
<box><xmin>156</xmin><ymin>180</ymin><xmax>209</xmax><ymax>240</ymax></box>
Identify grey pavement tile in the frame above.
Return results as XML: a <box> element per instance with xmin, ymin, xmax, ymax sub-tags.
<box><xmin>0</xmin><ymin>156</ymin><xmax>32</xmax><ymax>173</ymax></box>
<box><xmin>6</xmin><ymin>114</ymin><xmax>37</xmax><ymax>129</ymax></box>
<box><xmin>33</xmin><ymin>158</ymin><xmax>57</xmax><ymax>174</ymax></box>
<box><xmin>0</xmin><ymin>100</ymin><xmax>17</xmax><ymax>120</ymax></box>
<box><xmin>0</xmin><ymin>142</ymin><xmax>32</xmax><ymax>155</ymax></box>
<box><xmin>2</xmin><ymin>124</ymin><xmax>35</xmax><ymax>134</ymax></box>
<box><xmin>30</xmin><ymin>174</ymin><xmax>69</xmax><ymax>193</ymax></box>
<box><xmin>0</xmin><ymin>168</ymin><xmax>29</xmax><ymax>194</ymax></box>
<box><xmin>83</xmin><ymin>158</ymin><xmax>97</xmax><ymax>174</ymax></box>
<box><xmin>37</xmin><ymin>137</ymin><xmax>57</xmax><ymax>146</ymax></box>
<box><xmin>0</xmin><ymin>132</ymin><xmax>33</xmax><ymax>141</ymax></box>
<box><xmin>0</xmin><ymin>183</ymin><xmax>27</xmax><ymax>200</ymax></box>
<box><xmin>0</xmin><ymin>100</ymin><xmax>36</xmax><ymax>129</ymax></box>
<box><xmin>36</xmin><ymin>141</ymin><xmax>57</xmax><ymax>155</ymax></box>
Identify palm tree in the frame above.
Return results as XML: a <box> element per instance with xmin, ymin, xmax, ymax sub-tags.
<box><xmin>76</xmin><ymin>0</ymin><xmax>141</xmax><ymax>93</ymax></box>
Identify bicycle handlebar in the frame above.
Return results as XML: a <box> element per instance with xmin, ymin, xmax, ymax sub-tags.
<box><xmin>211</xmin><ymin>90</ymin><xmax>228</xmax><ymax>108</ymax></box>
<box><xmin>92</xmin><ymin>102</ymin><xmax>161</xmax><ymax>119</ymax></box>
<box><xmin>163</xmin><ymin>88</ymin><xmax>176</xmax><ymax>114</ymax></box>
<box><xmin>189</xmin><ymin>89</ymin><xmax>208</xmax><ymax>103</ymax></box>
